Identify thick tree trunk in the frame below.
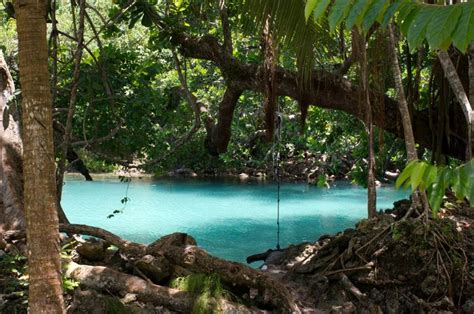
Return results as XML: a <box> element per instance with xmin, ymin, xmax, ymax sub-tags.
<box><xmin>172</xmin><ymin>32</ymin><xmax>468</xmax><ymax>160</ymax></box>
<box><xmin>14</xmin><ymin>0</ymin><xmax>65</xmax><ymax>312</ymax></box>
<box><xmin>0</xmin><ymin>51</ymin><xmax>24</xmax><ymax>231</ymax></box>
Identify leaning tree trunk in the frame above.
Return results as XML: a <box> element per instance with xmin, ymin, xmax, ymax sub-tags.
<box><xmin>468</xmin><ymin>41</ymin><xmax>474</xmax><ymax>159</ymax></box>
<box><xmin>0</xmin><ymin>51</ymin><xmax>24</xmax><ymax>231</ymax></box>
<box><xmin>387</xmin><ymin>26</ymin><xmax>418</xmax><ymax>163</ymax></box>
<box><xmin>14</xmin><ymin>0</ymin><xmax>65</xmax><ymax>312</ymax></box>
<box><xmin>437</xmin><ymin>50</ymin><xmax>473</xmax><ymax>161</ymax></box>
<box><xmin>388</xmin><ymin>25</ymin><xmax>430</xmax><ymax>216</ymax></box>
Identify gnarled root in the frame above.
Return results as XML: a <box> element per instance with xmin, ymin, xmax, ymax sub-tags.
<box><xmin>60</xmin><ymin>223</ymin><xmax>299</xmax><ymax>312</ymax></box>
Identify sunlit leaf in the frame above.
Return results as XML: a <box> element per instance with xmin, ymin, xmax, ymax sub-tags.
<box><xmin>410</xmin><ymin>161</ymin><xmax>427</xmax><ymax>190</ymax></box>
<box><xmin>312</xmin><ymin>0</ymin><xmax>332</xmax><ymax>23</ymax></box>
<box><xmin>305</xmin><ymin>0</ymin><xmax>318</xmax><ymax>21</ymax></box>
<box><xmin>452</xmin><ymin>2</ymin><xmax>474</xmax><ymax>53</ymax></box>
<box><xmin>395</xmin><ymin>159</ymin><xmax>417</xmax><ymax>189</ymax></box>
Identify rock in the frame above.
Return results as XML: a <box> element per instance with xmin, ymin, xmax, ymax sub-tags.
<box><xmin>75</xmin><ymin>239</ymin><xmax>108</xmax><ymax>262</ymax></box>
<box><xmin>463</xmin><ymin>298</ymin><xmax>474</xmax><ymax>314</ymax></box>
<box><xmin>239</xmin><ymin>173</ymin><xmax>249</xmax><ymax>180</ymax></box>
<box><xmin>121</xmin><ymin>293</ymin><xmax>137</xmax><ymax>304</ymax></box>
<box><xmin>135</xmin><ymin>254</ymin><xmax>171</xmax><ymax>284</ymax></box>
<box><xmin>384</xmin><ymin>170</ymin><xmax>399</xmax><ymax>181</ymax></box>
<box><xmin>172</xmin><ymin>167</ymin><xmax>197</xmax><ymax>177</ymax></box>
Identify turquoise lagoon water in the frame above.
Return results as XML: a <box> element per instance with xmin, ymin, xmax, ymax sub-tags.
<box><xmin>61</xmin><ymin>178</ymin><xmax>408</xmax><ymax>264</ymax></box>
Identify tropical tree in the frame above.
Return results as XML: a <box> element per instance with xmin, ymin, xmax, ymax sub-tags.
<box><xmin>14</xmin><ymin>0</ymin><xmax>64</xmax><ymax>312</ymax></box>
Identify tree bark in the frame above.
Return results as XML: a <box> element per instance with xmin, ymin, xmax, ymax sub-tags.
<box><xmin>437</xmin><ymin>50</ymin><xmax>473</xmax><ymax>160</ymax></box>
<box><xmin>59</xmin><ymin>223</ymin><xmax>147</xmax><ymax>256</ymax></box>
<box><xmin>14</xmin><ymin>0</ymin><xmax>65</xmax><ymax>312</ymax></box>
<box><xmin>388</xmin><ymin>26</ymin><xmax>418</xmax><ymax>162</ymax></box>
<box><xmin>0</xmin><ymin>51</ymin><xmax>24</xmax><ymax>231</ymax></box>
<box><xmin>357</xmin><ymin>31</ymin><xmax>376</xmax><ymax>218</ymax></box>
<box><xmin>388</xmin><ymin>25</ymin><xmax>431</xmax><ymax>216</ymax></box>
<box><xmin>205</xmin><ymin>86</ymin><xmax>243</xmax><ymax>155</ymax></box>
<box><xmin>469</xmin><ymin>41</ymin><xmax>474</xmax><ymax>160</ymax></box>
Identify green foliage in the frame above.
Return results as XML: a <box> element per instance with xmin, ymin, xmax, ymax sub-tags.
<box><xmin>396</xmin><ymin>160</ymin><xmax>474</xmax><ymax>215</ymax></box>
<box><xmin>304</xmin><ymin>0</ymin><xmax>474</xmax><ymax>52</ymax></box>
<box><xmin>62</xmin><ymin>277</ymin><xmax>80</xmax><ymax>293</ymax></box>
<box><xmin>170</xmin><ymin>273</ymin><xmax>231</xmax><ymax>314</ymax></box>
<box><xmin>78</xmin><ymin>150</ymin><xmax>119</xmax><ymax>173</ymax></box>
<box><xmin>0</xmin><ymin>254</ymin><xmax>28</xmax><ymax>294</ymax></box>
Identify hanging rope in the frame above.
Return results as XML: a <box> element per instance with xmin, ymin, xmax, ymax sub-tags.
<box><xmin>273</xmin><ymin>111</ymin><xmax>282</xmax><ymax>250</ymax></box>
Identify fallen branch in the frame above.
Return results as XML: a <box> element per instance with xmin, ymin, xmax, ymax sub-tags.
<box><xmin>59</xmin><ymin>224</ymin><xmax>147</xmax><ymax>256</ymax></box>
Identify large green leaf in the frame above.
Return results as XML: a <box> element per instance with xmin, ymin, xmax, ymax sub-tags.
<box><xmin>328</xmin><ymin>0</ymin><xmax>353</xmax><ymax>33</ymax></box>
<box><xmin>426</xmin><ymin>5</ymin><xmax>462</xmax><ymax>50</ymax></box>
<box><xmin>421</xmin><ymin>163</ymin><xmax>437</xmax><ymax>191</ymax></box>
<box><xmin>381</xmin><ymin>0</ymin><xmax>406</xmax><ymax>28</ymax></box>
<box><xmin>362</xmin><ymin>0</ymin><xmax>389</xmax><ymax>32</ymax></box>
<box><xmin>429</xmin><ymin>182</ymin><xmax>445</xmax><ymax>214</ymax></box>
<box><xmin>305</xmin><ymin>0</ymin><xmax>318</xmax><ymax>21</ymax></box>
<box><xmin>346</xmin><ymin>0</ymin><xmax>373</xmax><ymax>31</ymax></box>
<box><xmin>464</xmin><ymin>160</ymin><xmax>474</xmax><ymax>205</ymax></box>
<box><xmin>399</xmin><ymin>4</ymin><xmax>420</xmax><ymax>36</ymax></box>
<box><xmin>406</xmin><ymin>6</ymin><xmax>436</xmax><ymax>52</ymax></box>
<box><xmin>410</xmin><ymin>161</ymin><xmax>428</xmax><ymax>190</ymax></box>
<box><xmin>396</xmin><ymin>2</ymin><xmax>417</xmax><ymax>25</ymax></box>
<box><xmin>452</xmin><ymin>2</ymin><xmax>474</xmax><ymax>53</ymax></box>
<box><xmin>395</xmin><ymin>160</ymin><xmax>418</xmax><ymax>189</ymax></box>
<box><xmin>312</xmin><ymin>0</ymin><xmax>332</xmax><ymax>22</ymax></box>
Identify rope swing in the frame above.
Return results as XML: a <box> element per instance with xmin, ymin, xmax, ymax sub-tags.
<box><xmin>273</xmin><ymin>111</ymin><xmax>282</xmax><ymax>250</ymax></box>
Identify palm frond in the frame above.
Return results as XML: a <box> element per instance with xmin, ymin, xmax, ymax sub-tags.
<box><xmin>239</xmin><ymin>0</ymin><xmax>338</xmax><ymax>83</ymax></box>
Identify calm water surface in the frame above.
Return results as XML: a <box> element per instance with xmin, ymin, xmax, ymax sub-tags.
<box><xmin>62</xmin><ymin>177</ymin><xmax>408</xmax><ymax>264</ymax></box>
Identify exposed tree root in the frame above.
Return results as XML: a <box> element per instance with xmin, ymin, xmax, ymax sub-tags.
<box><xmin>66</xmin><ymin>261</ymin><xmax>195</xmax><ymax>312</ymax></box>
<box><xmin>59</xmin><ymin>223</ymin><xmax>147</xmax><ymax>256</ymax></box>
<box><xmin>59</xmin><ymin>223</ymin><xmax>299</xmax><ymax>312</ymax></box>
